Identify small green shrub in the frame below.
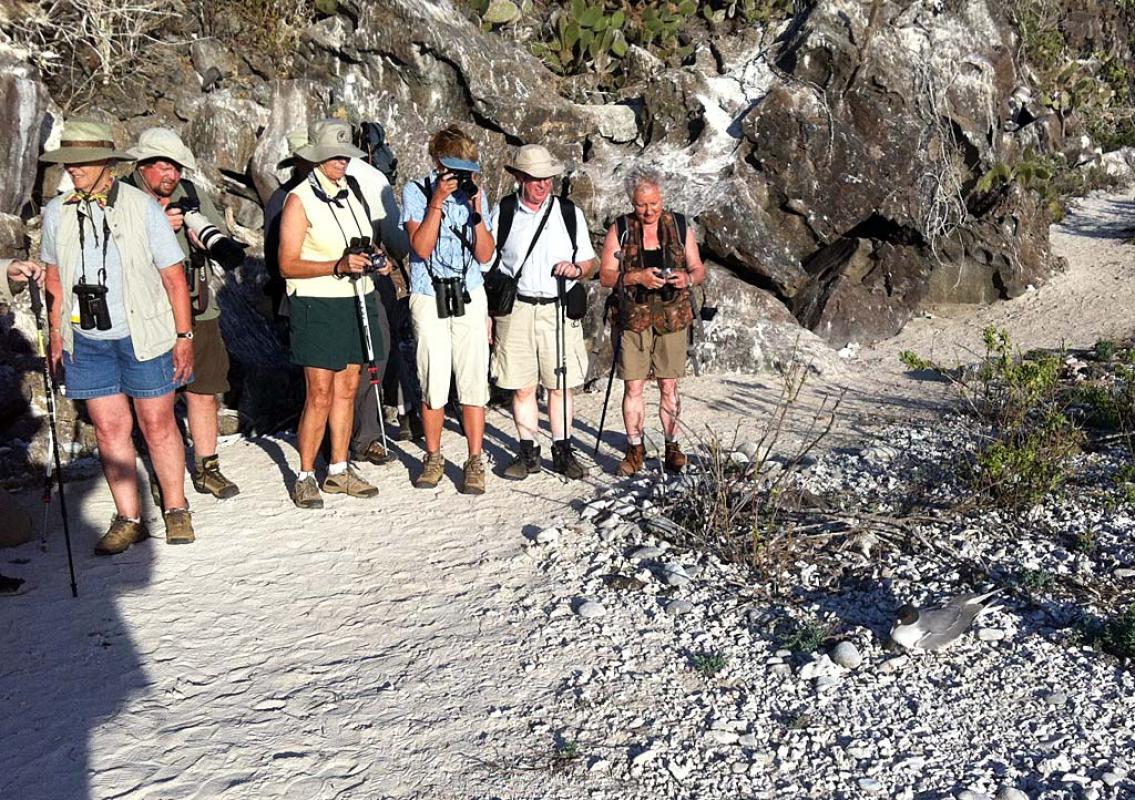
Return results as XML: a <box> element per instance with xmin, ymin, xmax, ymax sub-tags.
<box><xmin>973</xmin><ymin>411</ymin><xmax>1082</xmax><ymax>507</ymax></box>
<box><xmin>777</xmin><ymin>619</ymin><xmax>831</xmax><ymax>654</ymax></box>
<box><xmin>556</xmin><ymin>739</ymin><xmax>582</xmax><ymax>760</ymax></box>
<box><xmin>1078</xmin><ymin>606</ymin><xmax>1135</xmax><ymax>661</ymax></box>
<box><xmin>1015</xmin><ymin>567</ymin><xmax>1056</xmax><ymax>594</ymax></box>
<box><xmin>691</xmin><ymin>651</ymin><xmax>727</xmax><ymax>676</ymax></box>
<box><xmin>1094</xmin><ymin>340</ymin><xmax>1118</xmax><ymax>362</ymax></box>
<box><xmin>1070</xmin><ymin>529</ymin><xmax>1097</xmax><ymax>555</ymax></box>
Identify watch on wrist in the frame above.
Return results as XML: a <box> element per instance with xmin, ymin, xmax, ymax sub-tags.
<box><xmin>176</xmin><ymin>330</ymin><xmax>194</xmax><ymax>340</ymax></box>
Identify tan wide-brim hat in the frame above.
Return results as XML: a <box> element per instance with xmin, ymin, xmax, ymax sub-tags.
<box><xmin>40</xmin><ymin>119</ymin><xmax>134</xmax><ymax>165</ymax></box>
<box><xmin>294</xmin><ymin>119</ymin><xmax>365</xmax><ymax>163</ymax></box>
<box><xmin>505</xmin><ymin>144</ymin><xmax>564</xmax><ymax>179</ymax></box>
<box><xmin>127</xmin><ymin>127</ymin><xmax>197</xmax><ymax>171</ymax></box>
<box><xmin>277</xmin><ymin>128</ymin><xmax>311</xmax><ymax>168</ymax></box>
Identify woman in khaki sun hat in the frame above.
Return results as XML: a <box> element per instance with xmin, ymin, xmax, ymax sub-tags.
<box><xmin>278</xmin><ymin>118</ymin><xmax>392</xmax><ymax>509</ymax></box>
<box><xmin>40</xmin><ymin>118</ymin><xmax>199</xmax><ymax>553</ymax></box>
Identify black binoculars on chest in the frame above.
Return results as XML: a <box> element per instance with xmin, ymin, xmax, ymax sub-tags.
<box><xmin>433</xmin><ymin>276</ymin><xmax>469</xmax><ymax>319</ymax></box>
<box><xmin>74</xmin><ymin>281</ymin><xmax>111</xmax><ymax>331</ymax></box>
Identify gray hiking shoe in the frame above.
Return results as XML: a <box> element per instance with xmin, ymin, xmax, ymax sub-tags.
<box><xmin>415</xmin><ymin>452</ymin><xmax>446</xmax><ymax>488</ymax></box>
<box><xmin>291</xmin><ymin>475</ymin><xmax>324</xmax><ymax>509</ymax></box>
<box><xmin>193</xmin><ymin>455</ymin><xmax>240</xmax><ymax>499</ymax></box>
<box><xmin>322</xmin><ymin>466</ymin><xmax>379</xmax><ymax>498</ymax></box>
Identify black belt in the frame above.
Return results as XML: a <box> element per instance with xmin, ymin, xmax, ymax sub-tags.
<box><xmin>517</xmin><ymin>294</ymin><xmax>559</xmax><ymax>305</ymax></box>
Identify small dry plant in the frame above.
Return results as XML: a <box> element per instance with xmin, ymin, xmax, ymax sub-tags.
<box><xmin>661</xmin><ymin>358</ymin><xmax>841</xmax><ymax>594</ymax></box>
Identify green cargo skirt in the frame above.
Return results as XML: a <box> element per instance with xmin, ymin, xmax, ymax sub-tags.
<box><xmin>289</xmin><ymin>292</ymin><xmax>387</xmax><ymax>371</ymax></box>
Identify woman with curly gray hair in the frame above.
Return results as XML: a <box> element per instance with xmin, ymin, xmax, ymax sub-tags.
<box><xmin>598</xmin><ymin>170</ymin><xmax>705</xmax><ymax>476</ymax></box>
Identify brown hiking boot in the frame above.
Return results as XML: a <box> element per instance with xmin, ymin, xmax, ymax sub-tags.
<box><xmin>322</xmin><ymin>466</ymin><xmax>379</xmax><ymax>498</ymax></box>
<box><xmin>291</xmin><ymin>475</ymin><xmax>323</xmax><ymax>509</ymax></box>
<box><xmin>503</xmin><ymin>441</ymin><xmax>541</xmax><ymax>480</ymax></box>
<box><xmin>354</xmin><ymin>440</ymin><xmax>392</xmax><ymax>465</ymax></box>
<box><xmin>163</xmin><ymin>507</ymin><xmax>195</xmax><ymax>545</ymax></box>
<box><xmin>95</xmin><ymin>515</ymin><xmax>150</xmax><ymax>556</ymax></box>
<box><xmin>616</xmin><ymin>443</ymin><xmax>646</xmax><ymax>477</ymax></box>
<box><xmin>192</xmin><ymin>455</ymin><xmax>240</xmax><ymax>499</ymax></box>
<box><xmin>415</xmin><ymin>452</ymin><xmax>446</xmax><ymax>488</ymax></box>
<box><xmin>148</xmin><ymin>472</ymin><xmax>163</xmax><ymax>508</ymax></box>
<box><xmin>664</xmin><ymin>441</ymin><xmax>688</xmax><ymax>474</ymax></box>
<box><xmin>461</xmin><ymin>454</ymin><xmax>486</xmax><ymax>495</ymax></box>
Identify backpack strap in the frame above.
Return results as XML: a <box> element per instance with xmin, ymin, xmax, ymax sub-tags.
<box><xmin>490</xmin><ymin>193</ymin><xmax>519</xmax><ymax>271</ymax></box>
<box><xmin>672</xmin><ymin>211</ymin><xmax>687</xmax><ymax>247</ymax></box>
<box><xmin>616</xmin><ymin>213</ymin><xmax>630</xmax><ymax>244</ymax></box>
<box><xmin>344</xmin><ymin>174</ymin><xmax>375</xmax><ymax>237</ymax></box>
<box><xmin>558</xmin><ymin>196</ymin><xmax>579</xmax><ymax>264</ymax></box>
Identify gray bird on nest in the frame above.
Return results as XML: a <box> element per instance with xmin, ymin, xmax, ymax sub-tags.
<box><xmin>890</xmin><ymin>588</ymin><xmax>1003</xmax><ymax>651</ymax></box>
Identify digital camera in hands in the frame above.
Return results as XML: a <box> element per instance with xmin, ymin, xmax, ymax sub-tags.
<box><xmin>346</xmin><ymin>236</ymin><xmax>387</xmax><ymax>274</ymax></box>
<box><xmin>438</xmin><ymin>157</ymin><xmax>480</xmax><ymax>198</ymax></box>
<box><xmin>167</xmin><ymin>201</ymin><xmax>247</xmax><ymax>270</ymax></box>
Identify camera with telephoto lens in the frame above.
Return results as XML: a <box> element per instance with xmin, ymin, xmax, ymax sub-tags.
<box><xmin>168</xmin><ymin>201</ymin><xmax>247</xmax><ymax>270</ymax></box>
<box><xmin>346</xmin><ymin>236</ymin><xmax>387</xmax><ymax>274</ymax></box>
<box><xmin>433</xmin><ymin>276</ymin><xmax>469</xmax><ymax>319</ymax></box>
<box><xmin>74</xmin><ymin>281</ymin><xmax>112</xmax><ymax>331</ymax></box>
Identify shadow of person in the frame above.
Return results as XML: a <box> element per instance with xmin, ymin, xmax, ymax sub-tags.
<box><xmin>0</xmin><ymin>468</ymin><xmax>155</xmax><ymax>800</ymax></box>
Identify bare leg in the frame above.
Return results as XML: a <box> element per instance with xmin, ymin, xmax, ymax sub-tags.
<box><xmin>547</xmin><ymin>388</ymin><xmax>574</xmax><ymax>441</ymax></box>
<box><xmin>328</xmin><ymin>365</ymin><xmax>361</xmax><ymax>465</ymax></box>
<box><xmin>134</xmin><ymin>392</ymin><xmax>187</xmax><ymax>510</ymax></box>
<box><xmin>422</xmin><ymin>404</ymin><xmax>445</xmax><ymax>454</ymax></box>
<box><xmin>86</xmin><ymin>394</ymin><xmax>142</xmax><ymax>518</ymax></box>
<box><xmin>298</xmin><ymin>367</ymin><xmax>335</xmax><ymax>472</ymax></box>
<box><xmin>185</xmin><ymin>391</ymin><xmax>218</xmax><ymax>458</ymax></box>
<box><xmin>658</xmin><ymin>378</ymin><xmax>681</xmax><ymax>440</ymax></box>
<box><xmin>512</xmin><ymin>385</ymin><xmax>540</xmax><ymax>441</ymax></box>
<box><xmin>462</xmin><ymin>405</ymin><xmax>485</xmax><ymax>457</ymax></box>
<box><xmin>621</xmin><ymin>379</ymin><xmax>646</xmax><ymax>441</ymax></box>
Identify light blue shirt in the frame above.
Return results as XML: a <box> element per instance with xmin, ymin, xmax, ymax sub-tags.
<box><xmin>401</xmin><ymin>172</ymin><xmax>493</xmax><ymax>297</ymax></box>
<box><xmin>41</xmin><ymin>185</ymin><xmax>183</xmax><ymax>340</ymax></box>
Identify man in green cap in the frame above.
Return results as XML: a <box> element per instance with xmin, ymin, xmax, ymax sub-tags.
<box><xmin>125</xmin><ymin>127</ymin><xmax>241</xmax><ymax>500</ymax></box>
<box><xmin>40</xmin><ymin>118</ymin><xmax>198</xmax><ymax>553</ymax></box>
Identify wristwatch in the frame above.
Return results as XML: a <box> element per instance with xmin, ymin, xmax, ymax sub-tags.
<box><xmin>176</xmin><ymin>331</ymin><xmax>194</xmax><ymax>340</ymax></box>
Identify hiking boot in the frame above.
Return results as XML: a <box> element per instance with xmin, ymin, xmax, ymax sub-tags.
<box><xmin>192</xmin><ymin>455</ymin><xmax>240</xmax><ymax>499</ymax></box>
<box><xmin>552</xmin><ymin>440</ymin><xmax>586</xmax><ymax>480</ymax></box>
<box><xmin>461</xmin><ymin>454</ymin><xmax>486</xmax><ymax>495</ymax></box>
<box><xmin>0</xmin><ymin>574</ymin><xmax>28</xmax><ymax>596</ymax></box>
<box><xmin>415</xmin><ymin>452</ymin><xmax>446</xmax><ymax>488</ymax></box>
<box><xmin>323</xmin><ymin>466</ymin><xmax>379</xmax><ymax>498</ymax></box>
<box><xmin>397</xmin><ymin>413</ymin><xmax>413</xmax><ymax>442</ymax></box>
<box><xmin>163</xmin><ymin>507</ymin><xmax>195</xmax><ymax>545</ymax></box>
<box><xmin>664</xmin><ymin>441</ymin><xmax>687</xmax><ymax>474</ymax></box>
<box><xmin>503</xmin><ymin>441</ymin><xmax>541</xmax><ymax>480</ymax></box>
<box><xmin>292</xmin><ymin>475</ymin><xmax>323</xmax><ymax>509</ymax></box>
<box><xmin>95</xmin><ymin>515</ymin><xmax>150</xmax><ymax>555</ymax></box>
<box><xmin>354</xmin><ymin>440</ymin><xmax>392</xmax><ymax>466</ymax></box>
<box><xmin>616</xmin><ymin>443</ymin><xmax>646</xmax><ymax>477</ymax></box>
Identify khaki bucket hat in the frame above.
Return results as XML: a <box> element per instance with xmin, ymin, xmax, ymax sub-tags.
<box><xmin>127</xmin><ymin>127</ymin><xmax>198</xmax><ymax>171</ymax></box>
<box><xmin>40</xmin><ymin>119</ymin><xmax>134</xmax><ymax>165</ymax></box>
<box><xmin>505</xmin><ymin>144</ymin><xmax>564</xmax><ymax>179</ymax></box>
<box><xmin>294</xmin><ymin>119</ymin><xmax>364</xmax><ymax>163</ymax></box>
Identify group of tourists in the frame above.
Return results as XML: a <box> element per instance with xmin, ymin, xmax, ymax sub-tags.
<box><xmin>3</xmin><ymin>115</ymin><xmax>707</xmax><ymax>568</ymax></box>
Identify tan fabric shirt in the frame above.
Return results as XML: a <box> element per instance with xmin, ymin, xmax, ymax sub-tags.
<box><xmin>285</xmin><ymin>170</ymin><xmax>375</xmax><ymax>299</ymax></box>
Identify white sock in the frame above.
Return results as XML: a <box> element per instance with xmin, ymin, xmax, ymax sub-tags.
<box><xmin>298</xmin><ymin>470</ymin><xmax>314</xmax><ymax>481</ymax></box>
<box><xmin>627</xmin><ymin>435</ymin><xmax>642</xmax><ymax>446</ymax></box>
<box><xmin>329</xmin><ymin>461</ymin><xmax>348</xmax><ymax>476</ymax></box>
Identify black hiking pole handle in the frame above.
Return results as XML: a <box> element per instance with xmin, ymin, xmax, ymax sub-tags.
<box><xmin>28</xmin><ymin>280</ymin><xmax>79</xmax><ymax>598</ymax></box>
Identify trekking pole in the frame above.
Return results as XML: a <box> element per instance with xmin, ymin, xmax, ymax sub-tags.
<box><xmin>556</xmin><ymin>276</ymin><xmax>569</xmax><ymax>446</ymax></box>
<box><xmin>28</xmin><ymin>281</ymin><xmax>78</xmax><ymax>598</ymax></box>
<box><xmin>352</xmin><ymin>274</ymin><xmax>389</xmax><ymax>457</ymax></box>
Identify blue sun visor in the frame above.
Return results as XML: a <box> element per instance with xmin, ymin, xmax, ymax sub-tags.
<box><xmin>438</xmin><ymin>156</ymin><xmax>481</xmax><ymax>173</ymax></box>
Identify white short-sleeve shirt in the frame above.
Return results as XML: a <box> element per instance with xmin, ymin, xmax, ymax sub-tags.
<box><xmin>490</xmin><ymin>196</ymin><xmax>596</xmax><ymax>298</ymax></box>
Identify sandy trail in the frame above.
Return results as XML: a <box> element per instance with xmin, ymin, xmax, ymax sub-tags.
<box><xmin>0</xmin><ymin>190</ymin><xmax>1131</xmax><ymax>799</ymax></box>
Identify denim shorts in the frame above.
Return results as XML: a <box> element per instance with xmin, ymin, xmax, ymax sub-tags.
<box><xmin>62</xmin><ymin>333</ymin><xmax>188</xmax><ymax>400</ymax></box>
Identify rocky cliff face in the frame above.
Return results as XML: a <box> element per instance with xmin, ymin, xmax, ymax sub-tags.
<box><xmin>0</xmin><ymin>0</ymin><xmax>1115</xmax><ymax>476</ymax></box>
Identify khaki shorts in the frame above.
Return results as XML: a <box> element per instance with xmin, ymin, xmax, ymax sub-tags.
<box><xmin>410</xmin><ymin>284</ymin><xmax>490</xmax><ymax>409</ymax></box>
<box><xmin>492</xmin><ymin>299</ymin><xmax>588</xmax><ymax>390</ymax></box>
<box><xmin>618</xmin><ymin>326</ymin><xmax>687</xmax><ymax>381</ymax></box>
<box><xmin>185</xmin><ymin>316</ymin><xmax>231</xmax><ymax>395</ymax></box>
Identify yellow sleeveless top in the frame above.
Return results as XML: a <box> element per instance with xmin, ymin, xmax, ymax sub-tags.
<box><xmin>286</xmin><ymin>169</ymin><xmax>375</xmax><ymax>298</ymax></box>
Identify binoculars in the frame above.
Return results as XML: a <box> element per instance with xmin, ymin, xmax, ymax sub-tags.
<box><xmin>74</xmin><ymin>281</ymin><xmax>111</xmax><ymax>331</ymax></box>
<box><xmin>433</xmin><ymin>276</ymin><xmax>469</xmax><ymax>319</ymax></box>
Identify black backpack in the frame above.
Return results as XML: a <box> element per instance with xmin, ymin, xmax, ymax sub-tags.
<box><xmin>493</xmin><ymin>194</ymin><xmax>581</xmax><ymax>268</ymax></box>
<box><xmin>357</xmin><ymin>121</ymin><xmax>398</xmax><ymax>184</ymax></box>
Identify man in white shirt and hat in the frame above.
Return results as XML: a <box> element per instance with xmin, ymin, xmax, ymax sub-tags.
<box><xmin>489</xmin><ymin>144</ymin><xmax>597</xmax><ymax>481</ymax></box>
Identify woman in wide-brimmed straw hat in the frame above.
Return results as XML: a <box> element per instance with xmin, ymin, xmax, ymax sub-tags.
<box><xmin>278</xmin><ymin>118</ymin><xmax>393</xmax><ymax>509</ymax></box>
<box><xmin>40</xmin><ymin>118</ymin><xmax>199</xmax><ymax>553</ymax></box>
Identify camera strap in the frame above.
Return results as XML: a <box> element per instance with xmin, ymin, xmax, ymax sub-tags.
<box><xmin>417</xmin><ymin>176</ymin><xmax>473</xmax><ymax>288</ymax></box>
<box><xmin>308</xmin><ymin>171</ymin><xmax>369</xmax><ymax>252</ymax></box>
<box><xmin>74</xmin><ymin>198</ymin><xmax>111</xmax><ymax>287</ymax></box>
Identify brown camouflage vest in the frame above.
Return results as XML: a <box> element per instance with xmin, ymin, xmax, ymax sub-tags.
<box><xmin>618</xmin><ymin>211</ymin><xmax>693</xmax><ymax>334</ymax></box>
